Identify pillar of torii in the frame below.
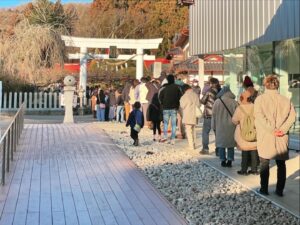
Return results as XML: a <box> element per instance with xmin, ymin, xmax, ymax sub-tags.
<box><xmin>61</xmin><ymin>36</ymin><xmax>163</xmax><ymax>92</ymax></box>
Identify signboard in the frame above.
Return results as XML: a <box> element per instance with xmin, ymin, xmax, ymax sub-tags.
<box><xmin>178</xmin><ymin>0</ymin><xmax>194</xmax><ymax>5</ymax></box>
<box><xmin>109</xmin><ymin>46</ymin><xmax>117</xmax><ymax>58</ymax></box>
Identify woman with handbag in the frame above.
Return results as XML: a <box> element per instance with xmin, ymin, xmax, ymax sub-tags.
<box><xmin>147</xmin><ymin>93</ymin><xmax>162</xmax><ymax>142</ymax></box>
<box><xmin>254</xmin><ymin>75</ymin><xmax>296</xmax><ymax>196</ymax></box>
<box><xmin>212</xmin><ymin>86</ymin><xmax>238</xmax><ymax>167</ymax></box>
<box><xmin>126</xmin><ymin>101</ymin><xmax>144</xmax><ymax>146</ymax></box>
<box><xmin>97</xmin><ymin>89</ymin><xmax>106</xmax><ymax>121</ymax></box>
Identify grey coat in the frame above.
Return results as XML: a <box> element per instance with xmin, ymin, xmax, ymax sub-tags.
<box><xmin>212</xmin><ymin>89</ymin><xmax>238</xmax><ymax>148</ymax></box>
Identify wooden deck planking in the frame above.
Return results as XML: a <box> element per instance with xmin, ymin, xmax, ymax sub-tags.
<box><xmin>0</xmin><ymin>123</ymin><xmax>187</xmax><ymax>225</ymax></box>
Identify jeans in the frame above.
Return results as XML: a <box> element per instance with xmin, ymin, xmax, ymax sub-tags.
<box><xmin>97</xmin><ymin>108</ymin><xmax>105</xmax><ymax>121</ymax></box>
<box><xmin>163</xmin><ymin>109</ymin><xmax>177</xmax><ymax>139</ymax></box>
<box><xmin>202</xmin><ymin>117</ymin><xmax>211</xmax><ymax>150</ymax></box>
<box><xmin>260</xmin><ymin>158</ymin><xmax>286</xmax><ymax>194</ymax></box>
<box><xmin>116</xmin><ymin>106</ymin><xmax>125</xmax><ymax>122</ymax></box>
<box><xmin>109</xmin><ymin>106</ymin><xmax>116</xmax><ymax>120</ymax></box>
<box><xmin>219</xmin><ymin>147</ymin><xmax>234</xmax><ymax>161</ymax></box>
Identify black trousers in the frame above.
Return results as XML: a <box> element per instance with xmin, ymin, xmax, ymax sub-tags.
<box><xmin>152</xmin><ymin>121</ymin><xmax>161</xmax><ymax>135</ymax></box>
<box><xmin>241</xmin><ymin>150</ymin><xmax>259</xmax><ymax>172</ymax></box>
<box><xmin>130</xmin><ymin>128</ymin><xmax>138</xmax><ymax>141</ymax></box>
<box><xmin>260</xmin><ymin>158</ymin><xmax>286</xmax><ymax>194</ymax></box>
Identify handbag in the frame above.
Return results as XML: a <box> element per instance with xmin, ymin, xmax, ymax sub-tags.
<box><xmin>133</xmin><ymin>111</ymin><xmax>141</xmax><ymax>133</ymax></box>
<box><xmin>134</xmin><ymin>124</ymin><xmax>141</xmax><ymax>133</ymax></box>
<box><xmin>195</xmin><ymin>105</ymin><xmax>203</xmax><ymax>118</ymax></box>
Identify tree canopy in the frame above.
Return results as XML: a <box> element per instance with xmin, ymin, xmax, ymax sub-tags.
<box><xmin>74</xmin><ymin>0</ymin><xmax>188</xmax><ymax>56</ymax></box>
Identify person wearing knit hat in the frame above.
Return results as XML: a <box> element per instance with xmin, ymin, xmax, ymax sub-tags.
<box><xmin>243</xmin><ymin>75</ymin><xmax>254</xmax><ymax>88</ymax></box>
<box><xmin>240</xmin><ymin>75</ymin><xmax>258</xmax><ymax>103</ymax></box>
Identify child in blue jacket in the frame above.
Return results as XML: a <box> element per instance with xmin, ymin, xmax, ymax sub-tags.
<box><xmin>126</xmin><ymin>101</ymin><xmax>144</xmax><ymax>146</ymax></box>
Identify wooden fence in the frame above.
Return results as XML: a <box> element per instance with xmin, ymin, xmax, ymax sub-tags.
<box><xmin>1</xmin><ymin>92</ymin><xmax>90</xmax><ymax>111</ymax></box>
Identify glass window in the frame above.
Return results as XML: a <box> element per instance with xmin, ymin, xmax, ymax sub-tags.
<box><xmin>223</xmin><ymin>47</ymin><xmax>246</xmax><ymax>97</ymax></box>
<box><xmin>246</xmin><ymin>43</ymin><xmax>273</xmax><ymax>93</ymax></box>
<box><xmin>275</xmin><ymin>38</ymin><xmax>300</xmax><ymax>140</ymax></box>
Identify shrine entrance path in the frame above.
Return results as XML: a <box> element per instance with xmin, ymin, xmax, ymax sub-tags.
<box><xmin>0</xmin><ymin>123</ymin><xmax>187</xmax><ymax>225</ymax></box>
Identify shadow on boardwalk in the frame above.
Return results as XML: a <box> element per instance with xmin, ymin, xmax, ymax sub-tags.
<box><xmin>0</xmin><ymin>123</ymin><xmax>187</xmax><ymax>225</ymax></box>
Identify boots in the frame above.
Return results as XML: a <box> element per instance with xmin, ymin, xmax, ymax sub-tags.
<box><xmin>133</xmin><ymin>139</ymin><xmax>139</xmax><ymax>146</ymax></box>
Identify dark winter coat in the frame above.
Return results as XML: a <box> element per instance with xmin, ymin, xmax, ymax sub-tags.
<box><xmin>159</xmin><ymin>83</ymin><xmax>182</xmax><ymax>110</ymax></box>
<box><xmin>147</xmin><ymin>103</ymin><xmax>162</xmax><ymax>122</ymax></box>
<box><xmin>126</xmin><ymin>109</ymin><xmax>144</xmax><ymax>129</ymax></box>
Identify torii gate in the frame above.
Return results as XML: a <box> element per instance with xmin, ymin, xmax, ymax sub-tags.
<box><xmin>61</xmin><ymin>36</ymin><xmax>163</xmax><ymax>92</ymax></box>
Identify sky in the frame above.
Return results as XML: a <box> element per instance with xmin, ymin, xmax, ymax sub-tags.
<box><xmin>0</xmin><ymin>0</ymin><xmax>92</xmax><ymax>8</ymax></box>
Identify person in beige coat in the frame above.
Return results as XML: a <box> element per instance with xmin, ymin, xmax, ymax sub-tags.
<box><xmin>254</xmin><ymin>75</ymin><xmax>296</xmax><ymax>196</ymax></box>
<box><xmin>232</xmin><ymin>90</ymin><xmax>259</xmax><ymax>175</ymax></box>
<box><xmin>180</xmin><ymin>84</ymin><xmax>200</xmax><ymax>150</ymax></box>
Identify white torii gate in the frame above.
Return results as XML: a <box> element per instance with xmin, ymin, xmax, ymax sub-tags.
<box><xmin>61</xmin><ymin>36</ymin><xmax>163</xmax><ymax>91</ymax></box>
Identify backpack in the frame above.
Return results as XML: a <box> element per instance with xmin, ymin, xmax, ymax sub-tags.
<box><xmin>239</xmin><ymin>106</ymin><xmax>256</xmax><ymax>142</ymax></box>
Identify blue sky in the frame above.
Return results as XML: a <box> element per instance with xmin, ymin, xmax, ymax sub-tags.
<box><xmin>0</xmin><ymin>0</ymin><xmax>92</xmax><ymax>8</ymax></box>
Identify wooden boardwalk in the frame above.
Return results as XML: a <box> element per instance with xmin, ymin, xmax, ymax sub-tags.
<box><xmin>0</xmin><ymin>123</ymin><xmax>187</xmax><ymax>225</ymax></box>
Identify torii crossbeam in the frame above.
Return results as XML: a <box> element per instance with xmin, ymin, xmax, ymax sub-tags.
<box><xmin>61</xmin><ymin>36</ymin><xmax>163</xmax><ymax>91</ymax></box>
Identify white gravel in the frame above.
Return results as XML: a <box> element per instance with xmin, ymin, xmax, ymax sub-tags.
<box><xmin>103</xmin><ymin>122</ymin><xmax>300</xmax><ymax>225</ymax></box>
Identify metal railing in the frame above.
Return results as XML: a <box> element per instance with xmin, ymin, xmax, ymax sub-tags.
<box><xmin>0</xmin><ymin>103</ymin><xmax>25</xmax><ymax>185</ymax></box>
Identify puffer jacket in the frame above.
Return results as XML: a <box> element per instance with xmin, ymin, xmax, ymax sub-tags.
<box><xmin>200</xmin><ymin>87</ymin><xmax>218</xmax><ymax>118</ymax></box>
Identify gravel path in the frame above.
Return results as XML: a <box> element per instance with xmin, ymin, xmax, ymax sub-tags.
<box><xmin>103</xmin><ymin>122</ymin><xmax>299</xmax><ymax>225</ymax></box>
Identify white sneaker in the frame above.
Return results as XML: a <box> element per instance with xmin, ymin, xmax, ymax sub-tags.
<box><xmin>170</xmin><ymin>139</ymin><xmax>175</xmax><ymax>145</ymax></box>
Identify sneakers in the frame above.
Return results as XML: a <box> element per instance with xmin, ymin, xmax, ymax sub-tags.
<box><xmin>221</xmin><ymin>160</ymin><xmax>232</xmax><ymax>167</ymax></box>
<box><xmin>170</xmin><ymin>139</ymin><xmax>175</xmax><ymax>145</ymax></box>
<box><xmin>221</xmin><ymin>161</ymin><xmax>227</xmax><ymax>167</ymax></box>
<box><xmin>275</xmin><ymin>190</ymin><xmax>283</xmax><ymax>197</ymax></box>
<box><xmin>248</xmin><ymin>170</ymin><xmax>259</xmax><ymax>175</ymax></box>
<box><xmin>226</xmin><ymin>160</ymin><xmax>232</xmax><ymax>168</ymax></box>
<box><xmin>256</xmin><ymin>188</ymin><xmax>269</xmax><ymax>196</ymax></box>
<box><xmin>200</xmin><ymin>149</ymin><xmax>209</xmax><ymax>155</ymax></box>
<box><xmin>237</xmin><ymin>170</ymin><xmax>249</xmax><ymax>176</ymax></box>
<box><xmin>160</xmin><ymin>138</ymin><xmax>167</xmax><ymax>143</ymax></box>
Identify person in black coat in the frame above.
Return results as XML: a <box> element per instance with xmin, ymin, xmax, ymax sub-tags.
<box><xmin>147</xmin><ymin>93</ymin><xmax>162</xmax><ymax>141</ymax></box>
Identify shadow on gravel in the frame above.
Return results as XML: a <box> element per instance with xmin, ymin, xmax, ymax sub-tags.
<box><xmin>139</xmin><ymin>158</ymin><xmax>300</xmax><ymax>225</ymax></box>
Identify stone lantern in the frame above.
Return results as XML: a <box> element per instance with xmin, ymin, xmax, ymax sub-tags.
<box><xmin>63</xmin><ymin>76</ymin><xmax>76</xmax><ymax>123</ymax></box>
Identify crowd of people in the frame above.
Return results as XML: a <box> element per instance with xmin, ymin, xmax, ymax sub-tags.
<box><xmin>90</xmin><ymin>72</ymin><xmax>296</xmax><ymax>197</ymax></box>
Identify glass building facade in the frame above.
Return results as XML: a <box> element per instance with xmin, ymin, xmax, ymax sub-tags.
<box><xmin>223</xmin><ymin>38</ymin><xmax>300</xmax><ymax>147</ymax></box>
<box><xmin>189</xmin><ymin>0</ymin><xmax>300</xmax><ymax>149</ymax></box>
